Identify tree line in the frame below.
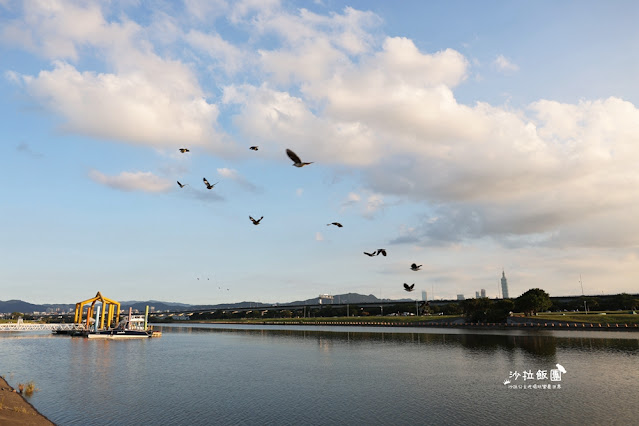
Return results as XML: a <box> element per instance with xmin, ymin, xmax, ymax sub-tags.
<box><xmin>155</xmin><ymin>291</ymin><xmax>638</xmax><ymax>323</ymax></box>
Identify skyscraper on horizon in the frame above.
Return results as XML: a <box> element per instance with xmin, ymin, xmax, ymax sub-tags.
<box><xmin>501</xmin><ymin>270</ymin><xmax>509</xmax><ymax>299</ymax></box>
<box><xmin>422</xmin><ymin>290</ymin><xmax>428</xmax><ymax>301</ymax></box>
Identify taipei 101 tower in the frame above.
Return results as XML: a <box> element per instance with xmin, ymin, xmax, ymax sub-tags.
<box><xmin>501</xmin><ymin>270</ymin><xmax>509</xmax><ymax>299</ymax></box>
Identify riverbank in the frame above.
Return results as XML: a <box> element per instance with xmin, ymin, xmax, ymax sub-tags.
<box><xmin>0</xmin><ymin>377</ymin><xmax>54</xmax><ymax>426</ymax></box>
<box><xmin>185</xmin><ymin>316</ymin><xmax>639</xmax><ymax>331</ymax></box>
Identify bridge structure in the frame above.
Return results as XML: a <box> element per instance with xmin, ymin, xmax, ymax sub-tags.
<box><xmin>0</xmin><ymin>320</ymin><xmax>83</xmax><ymax>332</ymax></box>
<box><xmin>154</xmin><ymin>299</ymin><xmax>432</xmax><ymax>318</ymax></box>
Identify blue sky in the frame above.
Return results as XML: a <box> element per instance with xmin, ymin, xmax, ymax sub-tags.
<box><xmin>2</xmin><ymin>1</ymin><xmax>639</xmax><ymax>305</ymax></box>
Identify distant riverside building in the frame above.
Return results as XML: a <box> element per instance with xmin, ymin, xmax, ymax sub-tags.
<box><xmin>422</xmin><ymin>290</ymin><xmax>428</xmax><ymax>301</ymax></box>
<box><xmin>319</xmin><ymin>294</ymin><xmax>334</xmax><ymax>304</ymax></box>
<box><xmin>481</xmin><ymin>289</ymin><xmax>486</xmax><ymax>298</ymax></box>
<box><xmin>475</xmin><ymin>291</ymin><xmax>480</xmax><ymax>298</ymax></box>
<box><xmin>501</xmin><ymin>270</ymin><xmax>509</xmax><ymax>299</ymax></box>
<box><xmin>457</xmin><ymin>294</ymin><xmax>465</xmax><ymax>300</ymax></box>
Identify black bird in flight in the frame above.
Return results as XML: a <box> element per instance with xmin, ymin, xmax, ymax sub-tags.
<box><xmin>376</xmin><ymin>249</ymin><xmax>387</xmax><ymax>256</ymax></box>
<box><xmin>177</xmin><ymin>181</ymin><xmax>188</xmax><ymax>188</ymax></box>
<box><xmin>363</xmin><ymin>251</ymin><xmax>377</xmax><ymax>257</ymax></box>
<box><xmin>179</xmin><ymin>148</ymin><xmax>190</xmax><ymax>153</ymax></box>
<box><xmin>410</xmin><ymin>263</ymin><xmax>422</xmax><ymax>271</ymax></box>
<box><xmin>250</xmin><ymin>146</ymin><xmax>259</xmax><ymax>151</ymax></box>
<box><xmin>249</xmin><ymin>216</ymin><xmax>263</xmax><ymax>225</ymax></box>
<box><xmin>403</xmin><ymin>283</ymin><xmax>415</xmax><ymax>292</ymax></box>
<box><xmin>327</xmin><ymin>222</ymin><xmax>343</xmax><ymax>227</ymax></box>
<box><xmin>286</xmin><ymin>148</ymin><xmax>313</xmax><ymax>167</ymax></box>
<box><xmin>203</xmin><ymin>178</ymin><xmax>218</xmax><ymax>189</ymax></box>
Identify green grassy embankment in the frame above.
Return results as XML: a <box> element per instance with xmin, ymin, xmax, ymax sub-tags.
<box><xmin>531</xmin><ymin>311</ymin><xmax>638</xmax><ymax>325</ymax></box>
<box><xmin>190</xmin><ymin>311</ymin><xmax>639</xmax><ymax>326</ymax></box>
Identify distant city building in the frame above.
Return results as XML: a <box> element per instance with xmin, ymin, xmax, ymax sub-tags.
<box><xmin>422</xmin><ymin>290</ymin><xmax>428</xmax><ymax>301</ymax></box>
<box><xmin>501</xmin><ymin>270</ymin><xmax>509</xmax><ymax>299</ymax></box>
<box><xmin>319</xmin><ymin>294</ymin><xmax>334</xmax><ymax>304</ymax></box>
<box><xmin>481</xmin><ymin>289</ymin><xmax>486</xmax><ymax>298</ymax></box>
<box><xmin>457</xmin><ymin>294</ymin><xmax>465</xmax><ymax>300</ymax></box>
<box><xmin>475</xmin><ymin>291</ymin><xmax>480</xmax><ymax>298</ymax></box>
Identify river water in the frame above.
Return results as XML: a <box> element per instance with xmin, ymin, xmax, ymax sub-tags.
<box><xmin>1</xmin><ymin>324</ymin><xmax>637</xmax><ymax>425</ymax></box>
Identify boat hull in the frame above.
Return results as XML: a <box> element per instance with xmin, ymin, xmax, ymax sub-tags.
<box><xmin>86</xmin><ymin>330</ymin><xmax>151</xmax><ymax>339</ymax></box>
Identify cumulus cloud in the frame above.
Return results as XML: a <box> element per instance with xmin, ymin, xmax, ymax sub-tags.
<box><xmin>89</xmin><ymin>170</ymin><xmax>172</xmax><ymax>193</ymax></box>
<box><xmin>6</xmin><ymin>2</ymin><xmax>227</xmax><ymax>151</ymax></box>
<box><xmin>186</xmin><ymin>30</ymin><xmax>247</xmax><ymax>75</ymax></box>
<box><xmin>21</xmin><ymin>61</ymin><xmax>220</xmax><ymax>148</ymax></box>
<box><xmin>6</xmin><ymin>1</ymin><xmax>639</xmax><ymax>250</ymax></box>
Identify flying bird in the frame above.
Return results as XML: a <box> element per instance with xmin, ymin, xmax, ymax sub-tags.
<box><xmin>249</xmin><ymin>146</ymin><xmax>259</xmax><ymax>151</ymax></box>
<box><xmin>177</xmin><ymin>181</ymin><xmax>188</xmax><ymax>188</ymax></box>
<box><xmin>179</xmin><ymin>148</ymin><xmax>190</xmax><ymax>153</ymax></box>
<box><xmin>249</xmin><ymin>216</ymin><xmax>263</xmax><ymax>225</ymax></box>
<box><xmin>410</xmin><ymin>263</ymin><xmax>422</xmax><ymax>271</ymax></box>
<box><xmin>286</xmin><ymin>149</ymin><xmax>313</xmax><ymax>167</ymax></box>
<box><xmin>327</xmin><ymin>222</ymin><xmax>343</xmax><ymax>227</ymax></box>
<box><xmin>203</xmin><ymin>178</ymin><xmax>218</xmax><ymax>189</ymax></box>
<box><xmin>376</xmin><ymin>249</ymin><xmax>387</xmax><ymax>256</ymax></box>
<box><xmin>403</xmin><ymin>283</ymin><xmax>415</xmax><ymax>292</ymax></box>
<box><xmin>363</xmin><ymin>251</ymin><xmax>377</xmax><ymax>257</ymax></box>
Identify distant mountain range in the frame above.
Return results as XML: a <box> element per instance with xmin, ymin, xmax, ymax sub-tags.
<box><xmin>0</xmin><ymin>293</ymin><xmax>415</xmax><ymax>314</ymax></box>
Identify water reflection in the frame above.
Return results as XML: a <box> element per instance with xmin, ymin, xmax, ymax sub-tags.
<box><xmin>157</xmin><ymin>325</ymin><xmax>639</xmax><ymax>357</ymax></box>
<box><xmin>1</xmin><ymin>326</ymin><xmax>638</xmax><ymax>425</ymax></box>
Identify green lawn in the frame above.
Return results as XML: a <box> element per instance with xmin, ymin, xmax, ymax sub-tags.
<box><xmin>532</xmin><ymin>312</ymin><xmax>639</xmax><ymax>325</ymax></box>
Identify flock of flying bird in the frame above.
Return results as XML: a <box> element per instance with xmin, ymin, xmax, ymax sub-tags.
<box><xmin>176</xmin><ymin>146</ymin><xmax>423</xmax><ymax>293</ymax></box>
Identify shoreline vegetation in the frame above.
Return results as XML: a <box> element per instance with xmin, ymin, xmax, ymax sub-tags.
<box><xmin>0</xmin><ymin>377</ymin><xmax>54</xmax><ymax>426</ymax></box>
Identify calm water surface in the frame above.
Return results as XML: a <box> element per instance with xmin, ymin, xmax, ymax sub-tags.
<box><xmin>1</xmin><ymin>324</ymin><xmax>638</xmax><ymax>425</ymax></box>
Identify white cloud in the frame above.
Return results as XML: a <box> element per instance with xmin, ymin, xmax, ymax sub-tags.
<box><xmin>186</xmin><ymin>30</ymin><xmax>248</xmax><ymax>75</ymax></box>
<box><xmin>1</xmin><ymin>1</ymin><xmax>109</xmax><ymax>60</ymax></box>
<box><xmin>365</xmin><ymin>194</ymin><xmax>384</xmax><ymax>218</ymax></box>
<box><xmin>184</xmin><ymin>0</ymin><xmax>229</xmax><ymax>21</ymax></box>
<box><xmin>7</xmin><ymin>1</ymin><xmax>639</xmax><ymax>251</ymax></box>
<box><xmin>339</xmin><ymin>191</ymin><xmax>384</xmax><ymax>218</ymax></box>
<box><xmin>229</xmin><ymin>0</ymin><xmax>281</xmax><ymax>23</ymax></box>
<box><xmin>341</xmin><ymin>192</ymin><xmax>360</xmax><ymax>209</ymax></box>
<box><xmin>7</xmin><ymin>2</ymin><xmax>229</xmax><ymax>151</ymax></box>
<box><xmin>21</xmin><ymin>61</ymin><xmax>220</xmax><ymax>148</ymax></box>
<box><xmin>494</xmin><ymin>54</ymin><xmax>519</xmax><ymax>73</ymax></box>
<box><xmin>89</xmin><ymin>170</ymin><xmax>172</xmax><ymax>193</ymax></box>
